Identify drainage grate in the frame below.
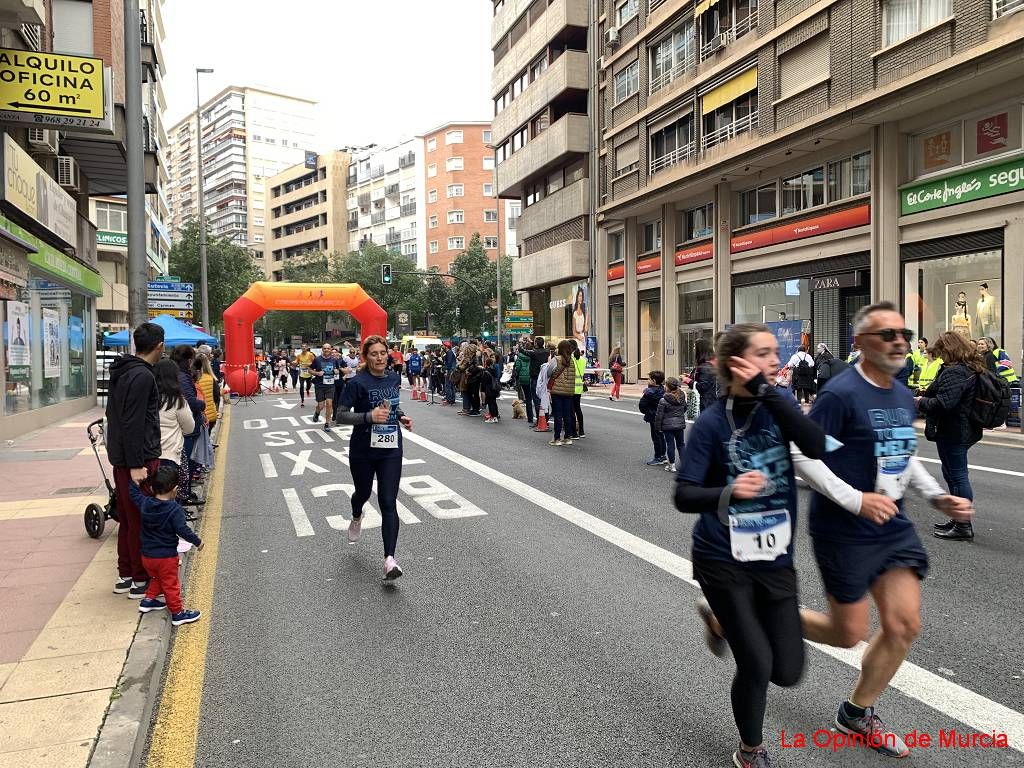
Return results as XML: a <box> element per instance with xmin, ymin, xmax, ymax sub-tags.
<box><xmin>53</xmin><ymin>486</ymin><xmax>98</xmax><ymax>495</ymax></box>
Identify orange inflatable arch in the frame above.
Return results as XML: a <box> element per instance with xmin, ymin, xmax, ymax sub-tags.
<box><xmin>222</xmin><ymin>282</ymin><xmax>387</xmax><ymax>395</ymax></box>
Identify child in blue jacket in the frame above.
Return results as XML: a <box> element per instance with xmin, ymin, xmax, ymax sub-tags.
<box><xmin>638</xmin><ymin>370</ymin><xmax>667</xmax><ymax>465</ymax></box>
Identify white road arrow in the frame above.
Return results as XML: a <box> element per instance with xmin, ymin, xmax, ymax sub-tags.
<box><xmin>271</xmin><ymin>398</ymin><xmax>298</xmax><ymax>410</ymax></box>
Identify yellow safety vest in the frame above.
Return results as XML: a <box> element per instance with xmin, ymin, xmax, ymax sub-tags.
<box><xmin>916</xmin><ymin>358</ymin><xmax>943</xmax><ymax>390</ymax></box>
<box><xmin>992</xmin><ymin>348</ymin><xmax>1019</xmax><ymax>384</ymax></box>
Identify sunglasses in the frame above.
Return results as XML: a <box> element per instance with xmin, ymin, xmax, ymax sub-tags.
<box><xmin>861</xmin><ymin>328</ymin><xmax>914</xmax><ymax>343</ymax></box>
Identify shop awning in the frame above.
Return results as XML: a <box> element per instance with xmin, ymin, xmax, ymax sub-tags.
<box><xmin>694</xmin><ymin>0</ymin><xmax>722</xmax><ymax>19</ymax></box>
<box><xmin>702</xmin><ymin>67</ymin><xmax>758</xmax><ymax>115</ymax></box>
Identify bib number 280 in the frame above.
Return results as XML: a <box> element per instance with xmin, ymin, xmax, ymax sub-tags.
<box><xmin>370</xmin><ymin>425</ymin><xmax>398</xmax><ymax>449</ymax></box>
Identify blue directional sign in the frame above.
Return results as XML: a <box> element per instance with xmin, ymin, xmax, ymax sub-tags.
<box><xmin>148</xmin><ymin>281</ymin><xmax>194</xmax><ymax>292</ymax></box>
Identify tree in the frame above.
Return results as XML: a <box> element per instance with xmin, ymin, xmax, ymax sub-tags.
<box><xmin>329</xmin><ymin>244</ymin><xmax>427</xmax><ymax>334</ymax></box>
<box><xmin>167</xmin><ymin>219</ymin><xmax>263</xmax><ymax>333</ymax></box>
<box><xmin>449</xmin><ymin>233</ymin><xmax>514</xmax><ymax>335</ymax></box>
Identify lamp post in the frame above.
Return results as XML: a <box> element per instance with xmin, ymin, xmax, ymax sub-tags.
<box><xmin>195</xmin><ymin>67</ymin><xmax>214</xmax><ymax>331</ymax></box>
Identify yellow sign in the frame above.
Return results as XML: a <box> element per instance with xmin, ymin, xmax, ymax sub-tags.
<box><xmin>150</xmin><ymin>309</ymin><xmax>194</xmax><ymax>319</ymax></box>
<box><xmin>0</xmin><ymin>48</ymin><xmax>105</xmax><ymax>120</ymax></box>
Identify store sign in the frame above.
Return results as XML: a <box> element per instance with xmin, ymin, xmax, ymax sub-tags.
<box><xmin>976</xmin><ymin>113</ymin><xmax>1008</xmax><ymax>154</ymax></box>
<box><xmin>304</xmin><ymin>151</ymin><xmax>317</xmax><ymax>170</ymax></box>
<box><xmin>0</xmin><ymin>237</ymin><xmax>29</xmax><ymax>286</ymax></box>
<box><xmin>1</xmin><ymin>135</ymin><xmax>77</xmax><ymax>247</ymax></box>
<box><xmin>96</xmin><ymin>230</ymin><xmax>127</xmax><ymax>247</ymax></box>
<box><xmin>0</xmin><ymin>213</ymin><xmax>101</xmax><ymax>295</ymax></box>
<box><xmin>674</xmin><ymin>241</ymin><xmax>713</xmax><ymax>267</ymax></box>
<box><xmin>607</xmin><ymin>263</ymin><xmax>625</xmax><ymax>281</ymax></box>
<box><xmin>636</xmin><ymin>255</ymin><xmax>661</xmax><ymax>274</ymax></box>
<box><xmin>810</xmin><ymin>272</ymin><xmax>860</xmax><ymax>291</ymax></box>
<box><xmin>0</xmin><ymin>48</ymin><xmax>105</xmax><ymax>122</ymax></box>
<box><xmin>900</xmin><ymin>153</ymin><xmax>1024</xmax><ymax>215</ymax></box>
<box><xmin>730</xmin><ymin>204</ymin><xmax>870</xmax><ymax>254</ymax></box>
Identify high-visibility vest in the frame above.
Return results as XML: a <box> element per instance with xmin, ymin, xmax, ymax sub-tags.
<box><xmin>916</xmin><ymin>358</ymin><xmax>943</xmax><ymax>390</ymax></box>
<box><xmin>911</xmin><ymin>349</ymin><xmax>927</xmax><ymax>374</ymax></box>
<box><xmin>993</xmin><ymin>348</ymin><xmax>1019</xmax><ymax>384</ymax></box>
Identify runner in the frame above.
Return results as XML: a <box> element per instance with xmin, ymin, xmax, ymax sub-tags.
<box><xmin>675</xmin><ymin>323</ymin><xmax>827</xmax><ymax>768</ymax></box>
<box><xmin>793</xmin><ymin>301</ymin><xmax>973</xmax><ymax>757</ymax></box>
<box><xmin>407</xmin><ymin>348</ymin><xmax>424</xmax><ymax>396</ymax></box>
<box><xmin>310</xmin><ymin>343</ymin><xmax>338</xmax><ymax>432</ymax></box>
<box><xmin>335</xmin><ymin>335</ymin><xmax>413</xmax><ymax>580</ymax></box>
<box><xmin>389</xmin><ymin>343</ymin><xmax>404</xmax><ymax>384</ymax></box>
<box><xmin>294</xmin><ymin>344</ymin><xmax>316</xmax><ymax>407</ymax></box>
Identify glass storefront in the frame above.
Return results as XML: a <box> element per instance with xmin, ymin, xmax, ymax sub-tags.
<box><xmin>734</xmin><ymin>278</ymin><xmax>812</xmax><ymax>324</ymax></box>
<box><xmin>678</xmin><ymin>278</ymin><xmax>713</xmax><ymax>371</ymax></box>
<box><xmin>904</xmin><ymin>249</ymin><xmax>1003</xmax><ymax>346</ymax></box>
<box><xmin>639</xmin><ymin>289</ymin><xmax>662</xmax><ymax>376</ymax></box>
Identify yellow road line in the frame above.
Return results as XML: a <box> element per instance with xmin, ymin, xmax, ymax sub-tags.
<box><xmin>145</xmin><ymin>405</ymin><xmax>232</xmax><ymax>767</ymax></box>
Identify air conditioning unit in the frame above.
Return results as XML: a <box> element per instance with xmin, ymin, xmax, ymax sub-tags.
<box><xmin>27</xmin><ymin>128</ymin><xmax>59</xmax><ymax>155</ymax></box>
<box><xmin>605</xmin><ymin>27</ymin><xmax>620</xmax><ymax>47</ymax></box>
<box><xmin>597</xmin><ymin>55</ymin><xmax>605</xmax><ymax>69</ymax></box>
<box><xmin>707</xmin><ymin>34</ymin><xmax>723</xmax><ymax>53</ymax></box>
<box><xmin>56</xmin><ymin>156</ymin><xmax>80</xmax><ymax>192</ymax></box>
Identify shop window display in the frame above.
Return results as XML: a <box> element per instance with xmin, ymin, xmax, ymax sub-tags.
<box><xmin>903</xmin><ymin>250</ymin><xmax>1002</xmax><ymax>347</ymax></box>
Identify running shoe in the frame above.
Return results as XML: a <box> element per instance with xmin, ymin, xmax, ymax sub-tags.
<box><xmin>562</xmin><ymin>438</ymin><xmax>573</xmax><ymax>445</ymax></box>
<box><xmin>646</xmin><ymin>457</ymin><xmax>667</xmax><ymax>466</ymax></box>
<box><xmin>348</xmin><ymin>515</ymin><xmax>362</xmax><ymax>542</ymax></box>
<box><xmin>128</xmin><ymin>580</ymin><xmax>150</xmax><ymax>599</ymax></box>
<box><xmin>733</xmin><ymin>746</ymin><xmax>771</xmax><ymax>767</ymax></box>
<box><xmin>300</xmin><ymin>402</ymin><xmax>305</xmax><ymax>407</ymax></box>
<box><xmin>697</xmin><ymin>598</ymin><xmax>728</xmax><ymax>657</ymax></box>
<box><xmin>933</xmin><ymin>519</ymin><xmax>956</xmax><ymax>531</ymax></box>
<box><xmin>171</xmin><ymin>609</ymin><xmax>202</xmax><ymax>626</ymax></box>
<box><xmin>664</xmin><ymin>463</ymin><xmax>676</xmax><ymax>472</ymax></box>
<box><xmin>934</xmin><ymin>522</ymin><xmax>974</xmax><ymax>541</ymax></box>
<box><xmin>834</xmin><ymin>704</ymin><xmax>910</xmax><ymax>758</ymax></box>
<box><xmin>323</xmin><ymin>423</ymin><xmax>331</xmax><ymax>433</ymax></box>
<box><xmin>312</xmin><ymin>411</ymin><xmax>320</xmax><ymax>422</ymax></box>
<box><xmin>113</xmin><ymin>577</ymin><xmax>132</xmax><ymax>594</ymax></box>
<box><xmin>575</xmin><ymin>433</ymin><xmax>586</xmax><ymax>439</ymax></box>
<box><xmin>383</xmin><ymin>556</ymin><xmax>403</xmax><ymax>581</ymax></box>
<box><xmin>138</xmin><ymin>598</ymin><xmax>166</xmax><ymax>613</ymax></box>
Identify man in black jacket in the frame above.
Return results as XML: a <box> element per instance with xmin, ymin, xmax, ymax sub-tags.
<box><xmin>527</xmin><ymin>335</ymin><xmax>550</xmax><ymax>417</ymax></box>
<box><xmin>105</xmin><ymin>322</ymin><xmax>164</xmax><ymax>598</ymax></box>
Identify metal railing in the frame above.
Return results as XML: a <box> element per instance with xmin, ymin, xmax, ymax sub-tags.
<box><xmin>398</xmin><ymin>152</ymin><xmax>416</xmax><ymax>169</ymax></box>
<box><xmin>357</xmin><ymin>192</ymin><xmax>371</xmax><ymax>206</ymax></box>
<box><xmin>371</xmin><ymin>211</ymin><xmax>385</xmax><ymax>225</ymax></box>
<box><xmin>385</xmin><ymin>183</ymin><xmax>400</xmax><ymax>196</ymax></box>
<box><xmin>701</xmin><ymin>110</ymin><xmax>757</xmax><ymax>152</ymax></box>
<box><xmin>347</xmin><ymin>218</ymin><xmax>359</xmax><ymax>231</ymax></box>
<box><xmin>386</xmin><ymin>231</ymin><xmax>402</xmax><ymax>246</ymax></box>
<box><xmin>649</xmin><ymin>50</ymin><xmax>696</xmax><ymax>95</ymax></box>
<box><xmin>699</xmin><ymin>12</ymin><xmax>757</xmax><ymax>61</ymax></box>
<box><xmin>649</xmin><ymin>0</ymin><xmax>670</xmax><ymax>12</ymax></box>
<box><xmin>139</xmin><ymin>9</ymin><xmax>150</xmax><ymax>44</ymax></box>
<box><xmin>650</xmin><ymin>140</ymin><xmax>697</xmax><ymax>175</ymax></box>
<box><xmin>400</xmin><ymin>202</ymin><xmax>417</xmax><ymax>216</ymax></box>
<box><xmin>995</xmin><ymin>0</ymin><xmax>1024</xmax><ymax>16</ymax></box>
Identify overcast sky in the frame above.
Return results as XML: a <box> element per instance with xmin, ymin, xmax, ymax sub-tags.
<box><xmin>162</xmin><ymin>0</ymin><xmax>494</xmax><ymax>148</ymax></box>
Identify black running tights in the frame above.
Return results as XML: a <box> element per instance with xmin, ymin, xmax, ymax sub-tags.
<box><xmin>349</xmin><ymin>454</ymin><xmax>403</xmax><ymax>557</ymax></box>
<box><xmin>694</xmin><ymin>558</ymin><xmax>805</xmax><ymax>747</ymax></box>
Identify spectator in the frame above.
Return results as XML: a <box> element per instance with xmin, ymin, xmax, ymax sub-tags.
<box><xmin>689</xmin><ymin>338</ymin><xmax>717</xmax><ymax>413</ymax></box>
<box><xmin>814</xmin><ymin>343</ymin><xmax>835</xmax><ymax>393</ymax></box>
<box><xmin>169</xmin><ymin>345</ymin><xmax>206</xmax><ymax>504</ymax></box>
<box><xmin>608</xmin><ymin>346</ymin><xmax>625</xmax><ymax>401</ymax></box>
<box><xmin>639</xmin><ymin>370</ymin><xmax>667</xmax><ymax>465</ymax></box>
<box><xmin>655</xmin><ymin>376</ymin><xmax>687</xmax><ymax>472</ymax></box>
<box><xmin>787</xmin><ymin>345</ymin><xmax>816</xmax><ymax>404</ymax></box>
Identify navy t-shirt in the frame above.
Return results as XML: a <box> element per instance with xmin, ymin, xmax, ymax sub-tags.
<box><xmin>678</xmin><ymin>397</ymin><xmax>800</xmax><ymax>569</ymax></box>
<box><xmin>338</xmin><ymin>370</ymin><xmax>402</xmax><ymax>458</ymax></box>
<box><xmin>311</xmin><ymin>355</ymin><xmax>338</xmax><ymax>385</ymax></box>
<box><xmin>808</xmin><ymin>366</ymin><xmax>917</xmax><ymax>543</ymax></box>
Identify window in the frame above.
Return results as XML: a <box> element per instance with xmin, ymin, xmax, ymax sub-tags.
<box><xmin>448</xmin><ymin>236</ymin><xmax>465</xmax><ymax>250</ymax></box>
<box><xmin>615</xmin><ymin>139</ymin><xmax>639</xmax><ymax>175</ymax></box>
<box><xmin>446</xmin><ymin>130</ymin><xmax>464</xmax><ymax>144</ymax></box>
<box><xmin>483</xmin><ymin>156</ymin><xmax>495</xmax><ymax>170</ymax></box>
<box><xmin>547</xmin><ymin>168</ymin><xmax>564</xmax><ymax>195</ymax></box>
<box><xmin>511</xmin><ymin>126</ymin><xmax>528</xmax><ymax>152</ymax></box>
<box><xmin>781</xmin><ymin>166</ymin><xmax>825</xmax><ymax>215</ymax></box>
<box><xmin>778</xmin><ymin>33</ymin><xmax>830</xmax><ymax>100</ymax></box>
<box><xmin>428</xmin><ymin>163</ymin><xmax>437</xmax><ymax>178</ymax></box>
<box><xmin>650</xmin><ymin>21</ymin><xmax>695</xmax><ymax>94</ymax></box>
<box><xmin>510</xmin><ymin>70</ymin><xmax>529</xmax><ymax>99</ymax></box>
<box><xmin>533</xmin><ymin>113</ymin><xmax>550</xmax><ymax>135</ymax></box>
<box><xmin>525</xmin><ymin>181</ymin><xmax>544</xmax><ymax>207</ymax></box>
<box><xmin>95</xmin><ymin>201</ymin><xmax>127</xmax><ymax>232</ymax></box>
<box><xmin>447</xmin><ymin>210</ymin><xmax>465</xmax><ymax>224</ymax></box>
<box><xmin>740</xmin><ymin>183</ymin><xmax>777</xmax><ymax>225</ymax></box>
<box><xmin>496</xmin><ymin>143</ymin><xmax>508</xmax><ymax>164</ymax></box>
<box><xmin>642</xmin><ymin>220</ymin><xmax>662</xmax><ymax>253</ymax></box>
<box><xmin>702</xmin><ymin>88</ymin><xmax>757</xmax><ymax>150</ymax></box>
<box><xmin>446</xmin><ymin>156</ymin><xmax>464</xmax><ymax>171</ymax></box>
<box><xmin>428</xmin><ymin>189</ymin><xmax>438</xmax><ymax>203</ymax></box>
<box><xmin>427</xmin><ymin>138</ymin><xmax>437</xmax><ymax>152</ymax></box>
<box><xmin>429</xmin><ymin>215</ymin><xmax>438</xmax><ymax>228</ymax></box>
<box><xmin>882</xmin><ymin>0</ymin><xmax>951</xmax><ymax>47</ymax></box>
<box><xmin>530</xmin><ymin>53</ymin><xmax>548</xmax><ymax>81</ymax></box>
<box><xmin>430</xmin><ymin>240</ymin><xmax>439</xmax><ymax>254</ymax></box>
<box><xmin>827</xmin><ymin>152</ymin><xmax>871</xmax><ymax>201</ymax></box>
<box><xmin>614</xmin><ymin>60</ymin><xmax>640</xmax><ymax>103</ymax></box>
<box><xmin>483</xmin><ymin>130</ymin><xmax>492</xmax><ymax>143</ymax></box>
<box><xmin>609</xmin><ymin>231</ymin><xmax>625</xmax><ymax>264</ymax></box>
<box><xmin>483</xmin><ymin>183</ymin><xmax>494</xmax><ymax>197</ymax></box>
<box><xmin>650</xmin><ymin>113</ymin><xmax>695</xmax><ymax>173</ymax></box>
<box><xmin>494</xmin><ymin>90</ymin><xmax>509</xmax><ymax>115</ymax></box>
<box><xmin>447</xmin><ymin>184</ymin><xmax>464</xmax><ymax>198</ymax></box>
<box><xmin>565</xmin><ymin>157</ymin><xmax>586</xmax><ymax>185</ymax></box>
<box><xmin>616</xmin><ymin>0</ymin><xmax>638</xmax><ymax>26</ymax></box>
<box><xmin>485</xmin><ymin>236</ymin><xmax>499</xmax><ymax>249</ymax></box>
<box><xmin>484</xmin><ymin>209</ymin><xmax>498</xmax><ymax>222</ymax></box>
<box><xmin>684</xmin><ymin>203</ymin><xmax>713</xmax><ymax>241</ymax></box>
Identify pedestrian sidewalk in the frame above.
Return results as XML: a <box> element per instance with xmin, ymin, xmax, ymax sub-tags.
<box><xmin>0</xmin><ymin>405</ymin><xmax>142</xmax><ymax>768</ymax></box>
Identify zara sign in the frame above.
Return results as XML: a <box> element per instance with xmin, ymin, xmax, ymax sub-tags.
<box><xmin>810</xmin><ymin>272</ymin><xmax>860</xmax><ymax>291</ymax></box>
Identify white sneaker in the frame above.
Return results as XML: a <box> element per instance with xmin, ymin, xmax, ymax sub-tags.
<box><xmin>348</xmin><ymin>515</ymin><xmax>362</xmax><ymax>542</ymax></box>
<box><xmin>383</xmin><ymin>556</ymin><xmax>403</xmax><ymax>581</ymax></box>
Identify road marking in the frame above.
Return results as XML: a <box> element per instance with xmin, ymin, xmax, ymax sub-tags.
<box><xmin>917</xmin><ymin>456</ymin><xmax>1024</xmax><ymax>478</ymax></box>
<box><xmin>402</xmin><ymin>428</ymin><xmax>1024</xmax><ymax>753</ymax></box>
<box><xmin>259</xmin><ymin>453</ymin><xmax>277</xmax><ymax>478</ymax></box>
<box><xmin>581</xmin><ymin>402</ymin><xmax>640</xmax><ymax>415</ymax></box>
<box><xmin>282</xmin><ymin>487</ymin><xmax>315</xmax><ymax>536</ymax></box>
<box><xmin>146</xmin><ymin>405</ymin><xmax>232</xmax><ymax>767</ymax></box>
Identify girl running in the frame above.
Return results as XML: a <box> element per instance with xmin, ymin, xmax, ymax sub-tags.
<box><xmin>336</xmin><ymin>336</ymin><xmax>414</xmax><ymax>580</ymax></box>
<box><xmin>674</xmin><ymin>323</ymin><xmax>827</xmax><ymax>768</ymax></box>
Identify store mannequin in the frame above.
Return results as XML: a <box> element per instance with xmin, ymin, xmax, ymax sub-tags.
<box><xmin>950</xmin><ymin>291</ymin><xmax>972</xmax><ymax>338</ymax></box>
<box><xmin>976</xmin><ymin>283</ymin><xmax>997</xmax><ymax>338</ymax></box>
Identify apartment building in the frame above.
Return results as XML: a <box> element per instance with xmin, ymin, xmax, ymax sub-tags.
<box><xmin>264</xmin><ymin>151</ymin><xmax>351</xmax><ymax>281</ymax></box>
<box><xmin>346</xmin><ymin>138</ymin><xmax>426</xmax><ymax>267</ymax></box>
<box><xmin>594</xmin><ymin>0</ymin><xmax>1024</xmax><ymax>382</ymax></box>
<box><xmin>491</xmin><ymin>0</ymin><xmax>593</xmax><ymax>341</ymax></box>
<box><xmin>423</xmin><ymin>121</ymin><xmax>509</xmax><ymax>271</ymax></box>
<box><xmin>168</xmin><ymin>86</ymin><xmax>317</xmax><ymax>275</ymax></box>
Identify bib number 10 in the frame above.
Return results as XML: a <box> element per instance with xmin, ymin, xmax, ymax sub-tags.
<box><xmin>729</xmin><ymin>509</ymin><xmax>791</xmax><ymax>563</ymax></box>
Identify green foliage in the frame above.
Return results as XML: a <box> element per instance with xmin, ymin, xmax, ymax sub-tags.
<box><xmin>167</xmin><ymin>219</ymin><xmax>263</xmax><ymax>332</ymax></box>
<box><xmin>449</xmin><ymin>233</ymin><xmax>515</xmax><ymax>335</ymax></box>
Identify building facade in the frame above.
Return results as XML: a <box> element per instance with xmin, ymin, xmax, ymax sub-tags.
<box><xmin>345</xmin><ymin>138</ymin><xmax>426</xmax><ymax>266</ymax></box>
<box><xmin>167</xmin><ymin>86</ymin><xmax>317</xmax><ymax>276</ymax></box>
<box><xmin>491</xmin><ymin>0</ymin><xmax>593</xmax><ymax>341</ymax></box>
<box><xmin>423</xmin><ymin>121</ymin><xmax>508</xmax><ymax>271</ymax></box>
<box><xmin>264</xmin><ymin>150</ymin><xmax>351</xmax><ymax>281</ymax></box>
<box><xmin>593</xmin><ymin>0</ymin><xmax>1024</xmax><ymax>383</ymax></box>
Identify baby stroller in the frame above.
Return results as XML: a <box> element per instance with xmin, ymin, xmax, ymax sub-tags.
<box><xmin>84</xmin><ymin>418</ymin><xmax>118</xmax><ymax>538</ymax></box>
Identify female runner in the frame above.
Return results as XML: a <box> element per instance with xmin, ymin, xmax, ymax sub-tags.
<box><xmin>674</xmin><ymin>323</ymin><xmax>827</xmax><ymax>768</ymax></box>
<box><xmin>336</xmin><ymin>335</ymin><xmax>413</xmax><ymax>580</ymax></box>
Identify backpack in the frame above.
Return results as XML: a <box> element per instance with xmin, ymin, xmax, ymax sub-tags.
<box><xmin>969</xmin><ymin>370</ymin><xmax>1011</xmax><ymax>429</ymax></box>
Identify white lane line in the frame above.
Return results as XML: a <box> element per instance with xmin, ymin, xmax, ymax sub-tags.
<box><xmin>402</xmin><ymin>429</ymin><xmax>1024</xmax><ymax>752</ymax></box>
<box><xmin>281</xmin><ymin>487</ymin><xmax>315</xmax><ymax>537</ymax></box>
<box><xmin>917</xmin><ymin>456</ymin><xmax>1024</xmax><ymax>478</ymax></box>
<box><xmin>582</xmin><ymin>403</ymin><xmax>641</xmax><ymax>415</ymax></box>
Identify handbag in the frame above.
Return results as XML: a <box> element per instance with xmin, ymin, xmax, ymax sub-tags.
<box><xmin>190</xmin><ymin>422</ymin><xmax>214</xmax><ymax>469</ymax></box>
<box><xmin>686</xmin><ymin>387</ymin><xmax>701</xmax><ymax>420</ymax></box>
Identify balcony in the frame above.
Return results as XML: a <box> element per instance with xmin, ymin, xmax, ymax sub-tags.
<box><xmin>371</xmin><ymin>211</ymin><xmax>385</xmax><ymax>225</ymax></box>
<box><xmin>347</xmin><ymin>217</ymin><xmax>359</xmax><ymax>231</ymax></box>
<box><xmin>491</xmin><ymin>0</ymin><xmax>588</xmax><ymax>96</ymax></box>
<box><xmin>650</xmin><ymin>50</ymin><xmax>696</xmax><ymax>96</ymax></box>
<box><xmin>491</xmin><ymin>0</ymin><xmax>533</xmax><ymax>48</ymax></box>
<box><xmin>650</xmin><ymin>140</ymin><xmax>696</xmax><ymax>175</ymax></box>
<box><xmin>700</xmin><ymin>13</ymin><xmax>756</xmax><ymax>62</ymax></box>
<box><xmin>701</xmin><ymin>110</ymin><xmax>757</xmax><ymax>153</ymax></box>
<box><xmin>358</xmin><ymin>192</ymin><xmax>371</xmax><ymax>207</ymax></box>
<box><xmin>371</xmin><ymin>186</ymin><xmax>385</xmax><ymax>201</ymax></box>
<box><xmin>347</xmin><ymin>196</ymin><xmax>358</xmax><ymax>210</ymax></box>
<box><xmin>0</xmin><ymin>0</ymin><xmax>45</xmax><ymax>28</ymax></box>
<box><xmin>995</xmin><ymin>0</ymin><xmax>1024</xmax><ymax>16</ymax></box>
<box><xmin>518</xmin><ymin>180</ymin><xmax>589</xmax><ymax>241</ymax></box>
<box><xmin>386</xmin><ymin>231</ymin><xmax>402</xmax><ymax>246</ymax></box>
<box><xmin>512</xmin><ymin>238</ymin><xmax>589</xmax><ymax>292</ymax></box>
<box><xmin>398</xmin><ymin>152</ymin><xmax>416</xmax><ymax>169</ymax></box>
<box><xmin>385</xmin><ymin>183</ymin><xmax>400</xmax><ymax>197</ymax></box>
<box><xmin>495</xmin><ymin>112</ymin><xmax>589</xmax><ymax>198</ymax></box>
<box><xmin>492</xmin><ymin>49</ymin><xmax>589</xmax><ymax>145</ymax></box>
<box><xmin>400</xmin><ymin>202</ymin><xmax>417</xmax><ymax>216</ymax></box>
<box><xmin>371</xmin><ymin>165</ymin><xmax>385</xmax><ymax>179</ymax></box>
<box><xmin>140</xmin><ymin>9</ymin><xmax>163</xmax><ymax>83</ymax></box>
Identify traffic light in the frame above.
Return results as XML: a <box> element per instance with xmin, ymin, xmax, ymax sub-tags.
<box><xmin>381</xmin><ymin>263</ymin><xmax>393</xmax><ymax>285</ymax></box>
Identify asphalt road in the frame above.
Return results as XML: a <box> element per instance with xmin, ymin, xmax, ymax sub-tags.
<box><xmin>190</xmin><ymin>387</ymin><xmax>1024</xmax><ymax>767</ymax></box>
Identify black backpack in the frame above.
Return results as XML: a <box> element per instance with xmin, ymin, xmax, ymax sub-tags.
<box><xmin>969</xmin><ymin>371</ymin><xmax>1011</xmax><ymax>429</ymax></box>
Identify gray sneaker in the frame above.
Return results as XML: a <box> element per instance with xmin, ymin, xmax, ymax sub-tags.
<box><xmin>733</xmin><ymin>746</ymin><xmax>771</xmax><ymax>767</ymax></box>
<box><xmin>834</xmin><ymin>703</ymin><xmax>910</xmax><ymax>758</ymax></box>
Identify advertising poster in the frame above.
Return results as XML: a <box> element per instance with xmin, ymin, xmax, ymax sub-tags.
<box><xmin>43</xmin><ymin>308</ymin><xmax>60</xmax><ymax>378</ymax></box>
<box><xmin>68</xmin><ymin>316</ymin><xmax>83</xmax><ymax>355</ymax></box>
<box><xmin>766</xmin><ymin>320</ymin><xmax>803</xmax><ymax>367</ymax></box>
<box><xmin>570</xmin><ymin>283</ymin><xmax>589</xmax><ymax>352</ymax></box>
<box><xmin>7</xmin><ymin>299</ymin><xmax>30</xmax><ymax>380</ymax></box>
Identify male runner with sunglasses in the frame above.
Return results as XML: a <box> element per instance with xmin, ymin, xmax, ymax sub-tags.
<box><xmin>792</xmin><ymin>301</ymin><xmax>972</xmax><ymax>756</ymax></box>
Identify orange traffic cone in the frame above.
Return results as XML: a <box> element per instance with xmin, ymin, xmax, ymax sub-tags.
<box><xmin>533</xmin><ymin>412</ymin><xmax>549</xmax><ymax>432</ymax></box>
<box><xmin>419</xmin><ymin>389</ymin><xmax>427</xmax><ymax>401</ymax></box>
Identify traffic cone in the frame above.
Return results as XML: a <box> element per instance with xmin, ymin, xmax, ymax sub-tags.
<box><xmin>419</xmin><ymin>389</ymin><xmax>427</xmax><ymax>401</ymax></box>
<box><xmin>533</xmin><ymin>412</ymin><xmax>549</xmax><ymax>432</ymax></box>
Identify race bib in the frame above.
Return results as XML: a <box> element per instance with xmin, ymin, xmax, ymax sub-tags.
<box><xmin>729</xmin><ymin>509</ymin><xmax>792</xmax><ymax>562</ymax></box>
<box><xmin>875</xmin><ymin>455</ymin><xmax>911</xmax><ymax>500</ymax></box>
<box><xmin>299</xmin><ymin>365</ymin><xmax>311</xmax><ymax>378</ymax></box>
<box><xmin>370</xmin><ymin>424</ymin><xmax>399</xmax><ymax>449</ymax></box>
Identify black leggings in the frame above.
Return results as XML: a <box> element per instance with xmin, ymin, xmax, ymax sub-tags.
<box><xmin>572</xmin><ymin>393</ymin><xmax>584</xmax><ymax>436</ymax></box>
<box><xmin>485</xmin><ymin>391</ymin><xmax>499</xmax><ymax>418</ymax></box>
<box><xmin>349</xmin><ymin>454</ymin><xmax>402</xmax><ymax>557</ymax></box>
<box><xmin>693</xmin><ymin>558</ymin><xmax>804</xmax><ymax>747</ymax></box>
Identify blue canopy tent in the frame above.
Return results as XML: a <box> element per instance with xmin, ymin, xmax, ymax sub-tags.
<box><xmin>103</xmin><ymin>315</ymin><xmax>217</xmax><ymax>348</ymax></box>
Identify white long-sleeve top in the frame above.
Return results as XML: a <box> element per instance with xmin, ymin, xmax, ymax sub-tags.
<box><xmin>159</xmin><ymin>401</ymin><xmax>196</xmax><ymax>463</ymax></box>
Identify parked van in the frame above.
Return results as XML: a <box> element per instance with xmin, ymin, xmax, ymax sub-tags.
<box><xmin>400</xmin><ymin>335</ymin><xmax>443</xmax><ymax>355</ymax></box>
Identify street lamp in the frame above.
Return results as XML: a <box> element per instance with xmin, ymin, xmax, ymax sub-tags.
<box><xmin>195</xmin><ymin>67</ymin><xmax>214</xmax><ymax>331</ymax></box>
